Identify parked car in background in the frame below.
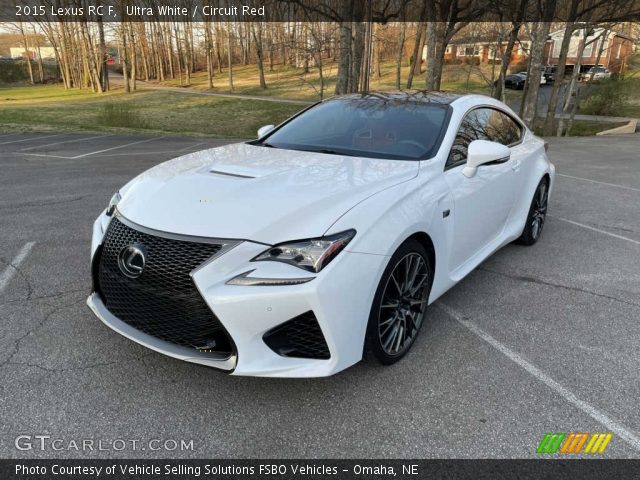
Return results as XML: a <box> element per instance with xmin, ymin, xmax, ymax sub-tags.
<box><xmin>542</xmin><ymin>66</ymin><xmax>557</xmax><ymax>84</ymax></box>
<box><xmin>503</xmin><ymin>72</ymin><xmax>547</xmax><ymax>90</ymax></box>
<box><xmin>504</xmin><ymin>74</ymin><xmax>526</xmax><ymax>89</ymax></box>
<box><xmin>518</xmin><ymin>72</ymin><xmax>547</xmax><ymax>85</ymax></box>
<box><xmin>581</xmin><ymin>66</ymin><xmax>611</xmax><ymax>82</ymax></box>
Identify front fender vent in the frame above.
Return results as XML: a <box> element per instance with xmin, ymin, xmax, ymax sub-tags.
<box><xmin>263</xmin><ymin>311</ymin><xmax>330</xmax><ymax>360</ymax></box>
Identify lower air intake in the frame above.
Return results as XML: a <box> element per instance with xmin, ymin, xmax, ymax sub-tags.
<box><xmin>263</xmin><ymin>311</ymin><xmax>330</xmax><ymax>360</ymax></box>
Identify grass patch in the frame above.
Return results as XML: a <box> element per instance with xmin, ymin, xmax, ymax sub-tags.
<box><xmin>0</xmin><ymin>85</ymin><xmax>302</xmax><ymax>137</ymax></box>
<box><xmin>532</xmin><ymin>119</ymin><xmax>628</xmax><ymax>136</ymax></box>
<box><xmin>157</xmin><ymin>60</ymin><xmax>499</xmax><ymax>101</ymax></box>
<box><xmin>578</xmin><ymin>55</ymin><xmax>640</xmax><ymax>118</ymax></box>
<box><xmin>99</xmin><ymin>102</ymin><xmax>149</xmax><ymax>129</ymax></box>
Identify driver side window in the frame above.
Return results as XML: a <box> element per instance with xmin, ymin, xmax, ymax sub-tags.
<box><xmin>446</xmin><ymin>107</ymin><xmax>522</xmax><ymax>170</ymax></box>
<box><xmin>446</xmin><ymin>110</ymin><xmax>489</xmax><ymax>169</ymax></box>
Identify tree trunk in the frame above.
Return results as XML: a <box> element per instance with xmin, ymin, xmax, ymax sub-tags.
<box><xmin>31</xmin><ymin>25</ymin><xmax>44</xmax><ymax>83</ymax></box>
<box><xmin>406</xmin><ymin>20</ymin><xmax>426</xmax><ymax>89</ymax></box>
<box><xmin>204</xmin><ymin>21</ymin><xmax>214</xmax><ymax>89</ymax></box>
<box><xmin>18</xmin><ymin>21</ymin><xmax>35</xmax><ymax>85</ymax></box>
<box><xmin>268</xmin><ymin>26</ymin><xmax>274</xmax><ymax>71</ymax></box>
<box><xmin>564</xmin><ymin>82</ymin><xmax>581</xmax><ymax>135</ymax></box>
<box><xmin>557</xmin><ymin>26</ymin><xmax>592</xmax><ymax>136</ymax></box>
<box><xmin>542</xmin><ymin>0</ymin><xmax>580</xmax><ymax>136</ymax></box>
<box><xmin>98</xmin><ymin>17</ymin><xmax>109</xmax><ymax>91</ymax></box>
<box><xmin>227</xmin><ymin>22</ymin><xmax>234</xmax><ymax>90</ymax></box>
<box><xmin>120</xmin><ymin>24</ymin><xmax>130</xmax><ymax>93</ymax></box>
<box><xmin>183</xmin><ymin>24</ymin><xmax>192</xmax><ymax>86</ymax></box>
<box><xmin>396</xmin><ymin>21</ymin><xmax>406</xmax><ymax>89</ymax></box>
<box><xmin>588</xmin><ymin>29</ymin><xmax>609</xmax><ymax>82</ymax></box>
<box><xmin>493</xmin><ymin>26</ymin><xmax>520</xmax><ymax>100</ymax></box>
<box><xmin>431</xmin><ymin>23</ymin><xmax>451</xmax><ymax>91</ymax></box>
<box><xmin>335</xmin><ymin>20</ymin><xmax>352</xmax><ymax>94</ymax></box>
<box><xmin>520</xmin><ymin>11</ymin><xmax>553</xmax><ymax>127</ymax></box>
<box><xmin>165</xmin><ymin>24</ymin><xmax>175</xmax><ymax>79</ymax></box>
<box><xmin>252</xmin><ymin>22</ymin><xmax>267</xmax><ymax>89</ymax></box>
<box><xmin>215</xmin><ymin>26</ymin><xmax>223</xmax><ymax>73</ymax></box>
<box><xmin>374</xmin><ymin>25</ymin><xmax>382</xmax><ymax>79</ymax></box>
<box><xmin>424</xmin><ymin>21</ymin><xmax>437</xmax><ymax>90</ymax></box>
<box><xmin>129</xmin><ymin>24</ymin><xmax>137</xmax><ymax>91</ymax></box>
<box><xmin>360</xmin><ymin>1</ymin><xmax>374</xmax><ymax>93</ymax></box>
<box><xmin>351</xmin><ymin>22</ymin><xmax>366</xmax><ymax>92</ymax></box>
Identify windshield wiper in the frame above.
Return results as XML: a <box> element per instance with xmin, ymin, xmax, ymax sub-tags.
<box><xmin>260</xmin><ymin>142</ymin><xmax>278</xmax><ymax>148</ymax></box>
<box><xmin>303</xmin><ymin>148</ymin><xmax>354</xmax><ymax>157</ymax></box>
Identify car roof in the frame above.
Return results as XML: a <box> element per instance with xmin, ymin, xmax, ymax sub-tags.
<box><xmin>327</xmin><ymin>91</ymin><xmax>466</xmax><ymax>105</ymax></box>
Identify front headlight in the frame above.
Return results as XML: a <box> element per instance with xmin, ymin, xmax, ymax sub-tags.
<box><xmin>252</xmin><ymin>229</ymin><xmax>356</xmax><ymax>273</ymax></box>
<box><xmin>106</xmin><ymin>192</ymin><xmax>122</xmax><ymax>217</ymax></box>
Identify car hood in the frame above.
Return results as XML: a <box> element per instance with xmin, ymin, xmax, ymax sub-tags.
<box><xmin>117</xmin><ymin>142</ymin><xmax>418</xmax><ymax>244</ymax></box>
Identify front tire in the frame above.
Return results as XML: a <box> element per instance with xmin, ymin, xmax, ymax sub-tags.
<box><xmin>517</xmin><ymin>177</ymin><xmax>549</xmax><ymax>246</ymax></box>
<box><xmin>365</xmin><ymin>239</ymin><xmax>432</xmax><ymax>365</ymax></box>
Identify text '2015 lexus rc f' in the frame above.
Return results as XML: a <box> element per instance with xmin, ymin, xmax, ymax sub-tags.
<box><xmin>88</xmin><ymin>92</ymin><xmax>554</xmax><ymax>377</ymax></box>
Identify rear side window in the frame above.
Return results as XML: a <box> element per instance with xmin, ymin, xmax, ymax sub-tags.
<box><xmin>446</xmin><ymin>107</ymin><xmax>523</xmax><ymax>169</ymax></box>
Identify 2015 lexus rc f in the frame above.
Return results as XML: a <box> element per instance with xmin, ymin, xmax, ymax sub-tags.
<box><xmin>88</xmin><ymin>92</ymin><xmax>554</xmax><ymax>377</ymax></box>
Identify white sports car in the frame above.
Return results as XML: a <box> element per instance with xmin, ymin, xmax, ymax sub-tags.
<box><xmin>88</xmin><ymin>92</ymin><xmax>554</xmax><ymax>377</ymax></box>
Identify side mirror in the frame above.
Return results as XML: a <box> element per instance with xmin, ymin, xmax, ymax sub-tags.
<box><xmin>462</xmin><ymin>140</ymin><xmax>511</xmax><ymax>178</ymax></box>
<box><xmin>257</xmin><ymin>124</ymin><xmax>275</xmax><ymax>138</ymax></box>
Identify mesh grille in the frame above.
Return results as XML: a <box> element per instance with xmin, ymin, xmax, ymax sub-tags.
<box><xmin>263</xmin><ymin>311</ymin><xmax>330</xmax><ymax>360</ymax></box>
<box><xmin>96</xmin><ymin>217</ymin><xmax>233</xmax><ymax>354</ymax></box>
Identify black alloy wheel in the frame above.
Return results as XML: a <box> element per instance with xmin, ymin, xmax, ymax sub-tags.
<box><xmin>517</xmin><ymin>178</ymin><xmax>549</xmax><ymax>246</ymax></box>
<box><xmin>365</xmin><ymin>240</ymin><xmax>432</xmax><ymax>364</ymax></box>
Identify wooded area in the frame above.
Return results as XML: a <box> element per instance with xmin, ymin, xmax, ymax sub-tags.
<box><xmin>4</xmin><ymin>0</ymin><xmax>640</xmax><ymax>136</ymax></box>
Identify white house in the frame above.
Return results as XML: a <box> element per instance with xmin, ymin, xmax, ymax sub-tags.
<box><xmin>10</xmin><ymin>46</ymin><xmax>56</xmax><ymax>60</ymax></box>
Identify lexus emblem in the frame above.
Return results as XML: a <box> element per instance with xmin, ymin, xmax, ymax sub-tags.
<box><xmin>118</xmin><ymin>244</ymin><xmax>146</xmax><ymax>278</ymax></box>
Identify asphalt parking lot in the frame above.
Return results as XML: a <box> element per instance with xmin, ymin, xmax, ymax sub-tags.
<box><xmin>1</xmin><ymin>131</ymin><xmax>639</xmax><ymax>459</ymax></box>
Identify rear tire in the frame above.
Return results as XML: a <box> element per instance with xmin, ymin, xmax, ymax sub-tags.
<box><xmin>517</xmin><ymin>178</ymin><xmax>549</xmax><ymax>246</ymax></box>
<box><xmin>365</xmin><ymin>239</ymin><xmax>433</xmax><ymax>365</ymax></box>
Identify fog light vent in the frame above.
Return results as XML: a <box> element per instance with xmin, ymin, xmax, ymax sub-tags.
<box><xmin>263</xmin><ymin>311</ymin><xmax>330</xmax><ymax>360</ymax></box>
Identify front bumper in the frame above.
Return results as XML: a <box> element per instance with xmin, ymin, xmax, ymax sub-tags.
<box><xmin>87</xmin><ymin>292</ymin><xmax>237</xmax><ymax>370</ymax></box>
<box><xmin>89</xmin><ymin>212</ymin><xmax>386</xmax><ymax>377</ymax></box>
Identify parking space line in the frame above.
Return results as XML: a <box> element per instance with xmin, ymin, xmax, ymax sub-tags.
<box><xmin>88</xmin><ymin>150</ymin><xmax>200</xmax><ymax>158</ymax></box>
<box><xmin>19</xmin><ymin>153</ymin><xmax>75</xmax><ymax>159</ymax></box>
<box><xmin>0</xmin><ymin>134</ymin><xmax>62</xmax><ymax>145</ymax></box>
<box><xmin>437</xmin><ymin>303</ymin><xmax>640</xmax><ymax>453</ymax></box>
<box><xmin>0</xmin><ymin>242</ymin><xmax>35</xmax><ymax>295</ymax></box>
<box><xmin>18</xmin><ymin>134</ymin><xmax>108</xmax><ymax>152</ymax></box>
<box><xmin>70</xmin><ymin>136</ymin><xmax>163</xmax><ymax>159</ymax></box>
<box><xmin>178</xmin><ymin>141</ymin><xmax>206</xmax><ymax>151</ymax></box>
<box><xmin>557</xmin><ymin>173</ymin><xmax>640</xmax><ymax>193</ymax></box>
<box><xmin>552</xmin><ymin>216</ymin><xmax>640</xmax><ymax>246</ymax></box>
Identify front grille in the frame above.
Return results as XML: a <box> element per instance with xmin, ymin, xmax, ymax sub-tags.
<box><xmin>95</xmin><ymin>216</ymin><xmax>233</xmax><ymax>355</ymax></box>
<box><xmin>263</xmin><ymin>311</ymin><xmax>330</xmax><ymax>360</ymax></box>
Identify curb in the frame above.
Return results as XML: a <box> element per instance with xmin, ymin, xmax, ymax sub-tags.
<box><xmin>596</xmin><ymin>119</ymin><xmax>638</xmax><ymax>135</ymax></box>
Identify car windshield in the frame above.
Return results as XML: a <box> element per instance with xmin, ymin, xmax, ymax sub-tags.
<box><xmin>257</xmin><ymin>98</ymin><xmax>451</xmax><ymax>160</ymax></box>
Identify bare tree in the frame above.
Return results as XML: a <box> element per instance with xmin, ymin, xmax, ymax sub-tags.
<box><xmin>492</xmin><ymin>0</ymin><xmax>529</xmax><ymax>100</ymax></box>
<box><xmin>396</xmin><ymin>16</ymin><xmax>407</xmax><ymax>89</ymax></box>
<box><xmin>519</xmin><ymin>0</ymin><xmax>556</xmax><ymax>127</ymax></box>
<box><xmin>541</xmin><ymin>0</ymin><xmax>618</xmax><ymax>136</ymax></box>
<box><xmin>17</xmin><ymin>20</ymin><xmax>35</xmax><ymax>85</ymax></box>
<box><xmin>251</xmin><ymin>22</ymin><xmax>267</xmax><ymax>89</ymax></box>
<box><xmin>407</xmin><ymin>1</ymin><xmax>428</xmax><ymax>89</ymax></box>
